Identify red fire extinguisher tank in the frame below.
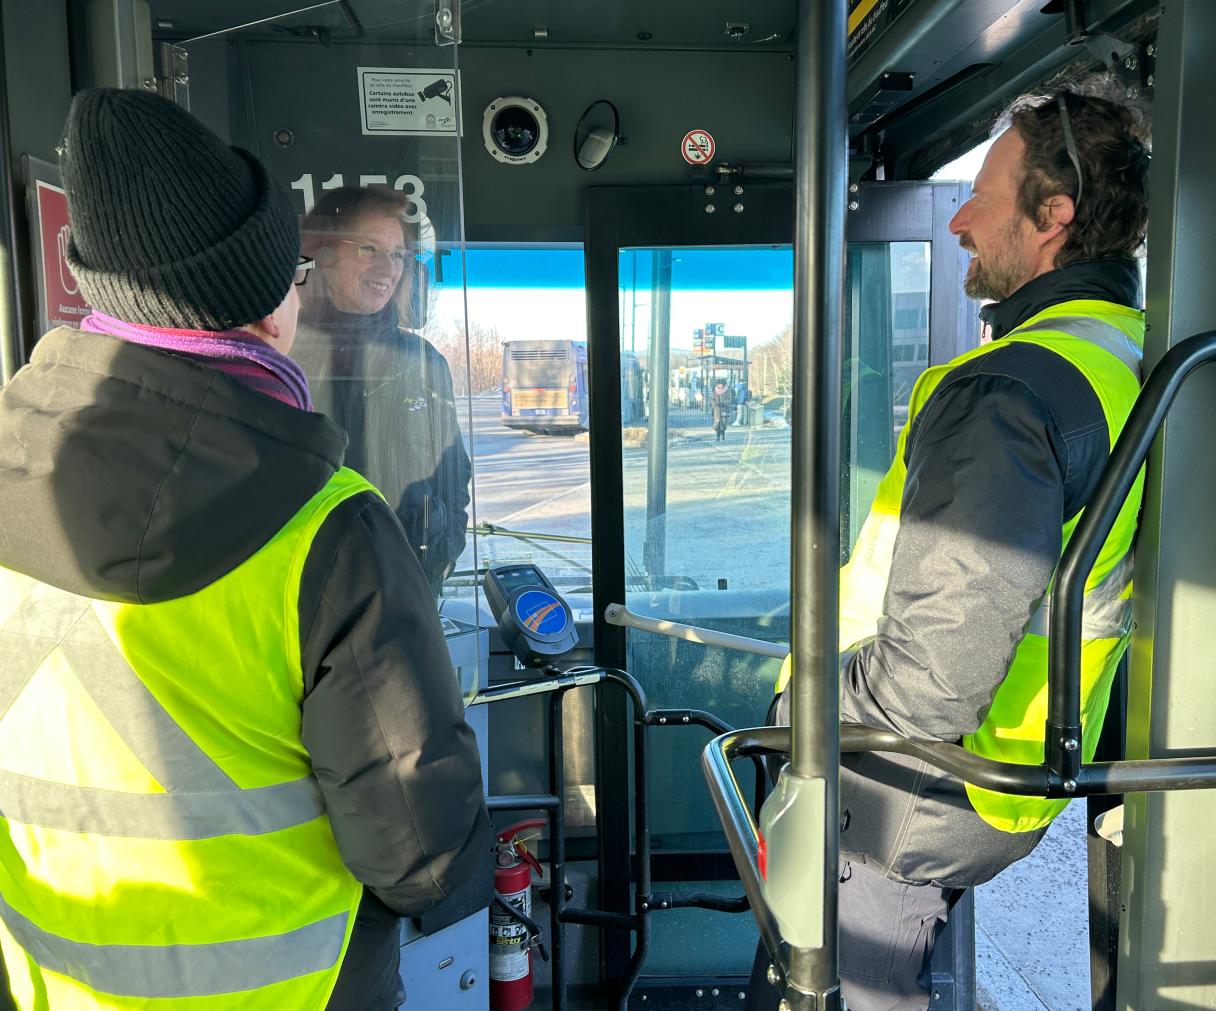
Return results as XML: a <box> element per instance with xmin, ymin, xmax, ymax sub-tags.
<box><xmin>489</xmin><ymin>819</ymin><xmax>545</xmax><ymax>1011</ymax></box>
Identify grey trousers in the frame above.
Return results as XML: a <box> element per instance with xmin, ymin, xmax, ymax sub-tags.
<box><xmin>745</xmin><ymin>860</ymin><xmax>959</xmax><ymax>1011</ymax></box>
<box><xmin>326</xmin><ymin>890</ymin><xmax>406</xmax><ymax>1011</ymax></box>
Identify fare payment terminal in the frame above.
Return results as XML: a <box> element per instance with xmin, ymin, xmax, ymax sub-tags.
<box><xmin>483</xmin><ymin>564</ymin><xmax>578</xmax><ymax>668</ymax></box>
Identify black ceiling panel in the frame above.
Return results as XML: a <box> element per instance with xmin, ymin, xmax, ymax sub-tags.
<box><xmin>150</xmin><ymin>0</ymin><xmax>796</xmax><ymax>49</ymax></box>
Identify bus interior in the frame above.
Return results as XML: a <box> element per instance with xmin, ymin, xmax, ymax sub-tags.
<box><xmin>1</xmin><ymin>0</ymin><xmax>1215</xmax><ymax>1009</ymax></box>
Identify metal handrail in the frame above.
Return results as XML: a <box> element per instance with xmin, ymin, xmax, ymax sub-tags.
<box><xmin>1047</xmin><ymin>329</ymin><xmax>1216</xmax><ymax>789</ymax></box>
<box><xmin>604</xmin><ymin>603</ymin><xmax>790</xmax><ymax>660</ymax></box>
<box><xmin>700</xmin><ymin>728</ymin><xmax>785</xmax><ymax>967</ymax></box>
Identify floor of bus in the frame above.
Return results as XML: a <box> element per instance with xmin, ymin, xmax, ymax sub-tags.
<box><xmin>515</xmin><ymin>799</ymin><xmax>1091</xmax><ymax>1010</ymax></box>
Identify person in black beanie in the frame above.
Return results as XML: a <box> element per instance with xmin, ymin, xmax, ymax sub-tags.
<box><xmin>0</xmin><ymin>88</ymin><xmax>491</xmax><ymax>1011</ymax></box>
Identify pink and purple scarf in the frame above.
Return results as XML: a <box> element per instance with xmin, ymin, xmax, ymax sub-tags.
<box><xmin>81</xmin><ymin>311</ymin><xmax>312</xmax><ymax>411</ymax></box>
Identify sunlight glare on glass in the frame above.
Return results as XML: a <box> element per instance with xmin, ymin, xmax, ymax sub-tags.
<box><xmin>931</xmin><ymin>137</ymin><xmax>995</xmax><ymax>183</ymax></box>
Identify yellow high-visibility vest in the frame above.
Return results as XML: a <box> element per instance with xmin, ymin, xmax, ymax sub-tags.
<box><xmin>0</xmin><ymin>467</ymin><xmax>376</xmax><ymax>1008</ymax></box>
<box><xmin>779</xmin><ymin>301</ymin><xmax>1145</xmax><ymax>833</ymax></box>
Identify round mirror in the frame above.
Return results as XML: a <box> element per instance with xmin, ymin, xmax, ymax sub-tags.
<box><xmin>573</xmin><ymin>99</ymin><xmax>622</xmax><ymax>171</ymax></box>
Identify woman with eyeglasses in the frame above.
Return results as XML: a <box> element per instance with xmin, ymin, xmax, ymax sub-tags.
<box><xmin>295</xmin><ymin>186</ymin><xmax>471</xmax><ymax>596</ymax></box>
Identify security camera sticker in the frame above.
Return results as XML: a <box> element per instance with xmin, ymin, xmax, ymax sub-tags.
<box><xmin>358</xmin><ymin>67</ymin><xmax>460</xmax><ymax>137</ymax></box>
<box><xmin>681</xmin><ymin>129</ymin><xmax>716</xmax><ymax>165</ymax></box>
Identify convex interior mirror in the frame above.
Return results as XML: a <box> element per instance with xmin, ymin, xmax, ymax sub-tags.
<box><xmin>482</xmin><ymin>96</ymin><xmax>549</xmax><ymax>165</ymax></box>
<box><xmin>573</xmin><ymin>99</ymin><xmax>622</xmax><ymax>171</ymax></box>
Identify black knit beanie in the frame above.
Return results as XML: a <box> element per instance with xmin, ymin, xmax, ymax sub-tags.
<box><xmin>59</xmin><ymin>88</ymin><xmax>299</xmax><ymax>330</ymax></box>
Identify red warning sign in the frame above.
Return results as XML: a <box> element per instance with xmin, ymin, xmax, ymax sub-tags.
<box><xmin>681</xmin><ymin>129</ymin><xmax>715</xmax><ymax>165</ymax></box>
<box><xmin>36</xmin><ymin>180</ymin><xmax>90</xmax><ymax>330</ymax></box>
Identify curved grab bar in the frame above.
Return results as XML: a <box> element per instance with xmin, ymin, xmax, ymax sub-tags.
<box><xmin>1048</xmin><ymin>330</ymin><xmax>1216</xmax><ymax>784</ymax></box>
<box><xmin>701</xmin><ymin>720</ymin><xmax>1216</xmax><ymax>999</ymax></box>
<box><xmin>605</xmin><ymin>603</ymin><xmax>790</xmax><ymax>659</ymax></box>
<box><xmin>700</xmin><ymin>728</ymin><xmax>786</xmax><ymax>968</ymax></box>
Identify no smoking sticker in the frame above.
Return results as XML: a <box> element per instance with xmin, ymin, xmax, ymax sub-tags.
<box><xmin>681</xmin><ymin>129</ymin><xmax>715</xmax><ymax>165</ymax></box>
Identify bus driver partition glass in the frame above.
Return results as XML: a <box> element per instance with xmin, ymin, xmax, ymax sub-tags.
<box><xmin>180</xmin><ymin>2</ymin><xmax>475</xmax><ymax>608</ymax></box>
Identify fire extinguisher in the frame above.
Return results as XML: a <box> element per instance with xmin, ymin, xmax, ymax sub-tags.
<box><xmin>489</xmin><ymin>818</ymin><xmax>548</xmax><ymax>1011</ymax></box>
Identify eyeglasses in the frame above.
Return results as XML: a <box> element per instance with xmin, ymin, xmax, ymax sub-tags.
<box><xmin>294</xmin><ymin>257</ymin><xmax>316</xmax><ymax>286</ymax></box>
<box><xmin>339</xmin><ymin>238</ymin><xmax>410</xmax><ymax>268</ymax></box>
<box><xmin>1056</xmin><ymin>93</ymin><xmax>1084</xmax><ymax>212</ymax></box>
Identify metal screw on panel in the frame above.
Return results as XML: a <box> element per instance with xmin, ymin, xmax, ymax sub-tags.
<box><xmin>436</xmin><ymin>6</ymin><xmax>453</xmax><ymax>29</ymax></box>
<box><xmin>696</xmin><ymin>990</ymin><xmax>705</xmax><ymax>998</ymax></box>
<box><xmin>659</xmin><ymin>716</ymin><xmax>667</xmax><ymax>724</ymax></box>
<box><xmin>1126</xmin><ymin>85</ymin><xmax>1140</xmax><ymax>99</ymax></box>
<box><xmin>174</xmin><ymin>73</ymin><xmax>189</xmax><ymax>84</ymax></box>
<box><xmin>1064</xmin><ymin>779</ymin><xmax>1078</xmax><ymax>793</ymax></box>
<box><xmin>1147</xmin><ymin>74</ymin><xmax>1155</xmax><ymax>87</ymax></box>
<box><xmin>705</xmin><ymin>185</ymin><xmax>716</xmax><ymax>196</ymax></box>
<box><xmin>1064</xmin><ymin>738</ymin><xmax>1079</xmax><ymax>752</ymax></box>
<box><xmin>141</xmin><ymin>77</ymin><xmax>156</xmax><ymax>90</ymax></box>
<box><xmin>1147</xmin><ymin>43</ymin><xmax>1156</xmax><ymax>57</ymax></box>
<box><xmin>848</xmin><ymin>200</ymin><xmax>860</xmax><ymax>211</ymax></box>
<box><xmin>849</xmin><ymin>182</ymin><xmax>859</xmax><ymax>194</ymax></box>
<box><xmin>713</xmin><ymin>989</ymin><xmax>721</xmax><ymax>997</ymax></box>
<box><xmin>734</xmin><ymin>184</ymin><xmax>744</xmax><ymax>195</ymax></box>
<box><xmin>1124</xmin><ymin>54</ymin><xmax>1138</xmax><ymax>70</ymax></box>
<box><xmin>682</xmin><ymin>715</ymin><xmax>690</xmax><ymax>723</ymax></box>
<box><xmin>460</xmin><ymin>970</ymin><xmax>476</xmax><ymax>990</ymax></box>
<box><xmin>641</xmin><ymin>900</ymin><xmax>650</xmax><ymax>911</ymax></box>
<box><xmin>706</xmin><ymin>204</ymin><xmax>717</xmax><ymax>214</ymax></box>
<box><xmin>767</xmin><ymin>964</ymin><xmax>779</xmax><ymax>986</ymax></box>
<box><xmin>734</xmin><ymin>202</ymin><xmax>744</xmax><ymax>213</ymax></box>
<box><xmin>738</xmin><ymin>994</ymin><xmax>746</xmax><ymax>1001</ymax></box>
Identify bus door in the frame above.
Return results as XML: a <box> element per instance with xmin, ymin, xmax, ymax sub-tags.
<box><xmin>584</xmin><ymin>178</ymin><xmax>976</xmax><ymax>1004</ymax></box>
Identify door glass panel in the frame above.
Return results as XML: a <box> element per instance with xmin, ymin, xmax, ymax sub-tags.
<box><xmin>455</xmin><ymin>244</ymin><xmax>594</xmax><ymax>598</ymax></box>
<box><xmin>619</xmin><ymin>240</ymin><xmax>932</xmax><ymax>855</ymax></box>
<box><xmin>842</xmin><ymin>241</ymin><xmax>931</xmax><ymax>557</ymax></box>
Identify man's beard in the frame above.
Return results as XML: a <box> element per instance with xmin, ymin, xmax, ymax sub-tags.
<box><xmin>962</xmin><ymin>220</ymin><xmax>1034</xmax><ymax>302</ymax></box>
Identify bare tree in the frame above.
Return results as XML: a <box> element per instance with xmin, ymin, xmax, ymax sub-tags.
<box><xmin>751</xmin><ymin>325</ymin><xmax>793</xmax><ymax>401</ymax></box>
<box><xmin>430</xmin><ymin>319</ymin><xmax>504</xmax><ymax>395</ymax></box>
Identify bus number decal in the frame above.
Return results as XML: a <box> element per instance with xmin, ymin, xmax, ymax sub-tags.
<box><xmin>289</xmin><ymin>172</ymin><xmax>428</xmax><ymax>222</ymax></box>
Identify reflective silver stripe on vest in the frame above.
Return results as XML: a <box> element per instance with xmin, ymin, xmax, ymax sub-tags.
<box><xmin>1026</xmin><ymin>553</ymin><xmax>1134</xmax><ymax>640</ymax></box>
<box><xmin>0</xmin><ymin>768</ymin><xmax>325</xmax><ymax>839</ymax></box>
<box><xmin>0</xmin><ymin>591</ymin><xmax>325</xmax><ymax>837</ymax></box>
<box><xmin>1008</xmin><ymin>315</ymin><xmax>1144</xmax><ymax>379</ymax></box>
<box><xmin>0</xmin><ymin>583</ymin><xmax>97</xmax><ymax>721</ymax></box>
<box><xmin>58</xmin><ymin>608</ymin><xmax>238</xmax><ymax>794</ymax></box>
<box><xmin>0</xmin><ymin>893</ymin><xmax>348</xmax><ymax>998</ymax></box>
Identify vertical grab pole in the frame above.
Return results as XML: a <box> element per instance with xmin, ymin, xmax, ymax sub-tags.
<box><xmin>788</xmin><ymin>0</ymin><xmax>846</xmax><ymax>1003</ymax></box>
<box><xmin>0</xmin><ymin>0</ymin><xmax>25</xmax><ymax>383</ymax></box>
<box><xmin>644</xmin><ymin>249</ymin><xmax>672</xmax><ymax>580</ymax></box>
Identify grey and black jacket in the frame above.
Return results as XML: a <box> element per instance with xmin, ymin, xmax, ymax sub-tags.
<box><xmin>776</xmin><ymin>257</ymin><xmax>1142</xmax><ymax>888</ymax></box>
<box><xmin>295</xmin><ymin>299</ymin><xmax>472</xmax><ymax>595</ymax></box>
<box><xmin>0</xmin><ymin>328</ymin><xmax>493</xmax><ymax>1002</ymax></box>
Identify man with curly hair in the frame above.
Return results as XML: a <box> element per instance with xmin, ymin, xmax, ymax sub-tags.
<box><xmin>752</xmin><ymin>86</ymin><xmax>1151</xmax><ymax>1011</ymax></box>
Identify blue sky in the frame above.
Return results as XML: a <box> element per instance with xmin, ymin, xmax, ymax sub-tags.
<box><xmin>461</xmin><ymin>246</ymin><xmax>794</xmax><ymax>291</ymax></box>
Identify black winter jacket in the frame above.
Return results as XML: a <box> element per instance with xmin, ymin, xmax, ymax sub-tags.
<box><xmin>294</xmin><ymin>299</ymin><xmax>472</xmax><ymax>595</ymax></box>
<box><xmin>0</xmin><ymin>328</ymin><xmax>493</xmax><ymax>1002</ymax></box>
